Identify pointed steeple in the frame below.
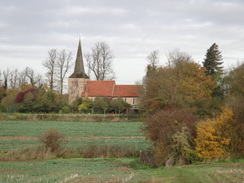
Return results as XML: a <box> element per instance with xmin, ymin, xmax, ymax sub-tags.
<box><xmin>69</xmin><ymin>36</ymin><xmax>89</xmax><ymax>78</ymax></box>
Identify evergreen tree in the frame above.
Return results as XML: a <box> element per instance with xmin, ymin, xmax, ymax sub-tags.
<box><xmin>203</xmin><ymin>43</ymin><xmax>224</xmax><ymax>98</ymax></box>
<box><xmin>203</xmin><ymin>43</ymin><xmax>223</xmax><ymax>81</ymax></box>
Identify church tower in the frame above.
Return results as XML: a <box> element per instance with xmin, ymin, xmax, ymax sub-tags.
<box><xmin>68</xmin><ymin>37</ymin><xmax>89</xmax><ymax>103</ymax></box>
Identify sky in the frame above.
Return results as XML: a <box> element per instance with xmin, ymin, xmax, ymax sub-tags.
<box><xmin>1</xmin><ymin>0</ymin><xmax>244</xmax><ymax>86</ymax></box>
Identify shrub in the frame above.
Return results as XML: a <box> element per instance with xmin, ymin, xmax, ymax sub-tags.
<box><xmin>195</xmin><ymin>107</ymin><xmax>234</xmax><ymax>160</ymax></box>
<box><xmin>228</xmin><ymin>97</ymin><xmax>244</xmax><ymax>158</ymax></box>
<box><xmin>93</xmin><ymin>97</ymin><xmax>110</xmax><ymax>114</ymax></box>
<box><xmin>110</xmin><ymin>97</ymin><xmax>131</xmax><ymax>114</ymax></box>
<box><xmin>139</xmin><ymin>149</ymin><xmax>157</xmax><ymax>166</ymax></box>
<box><xmin>171</xmin><ymin>127</ymin><xmax>198</xmax><ymax>164</ymax></box>
<box><xmin>78</xmin><ymin>98</ymin><xmax>93</xmax><ymax>113</ymax></box>
<box><xmin>61</xmin><ymin>105</ymin><xmax>70</xmax><ymax>113</ymax></box>
<box><xmin>39</xmin><ymin>128</ymin><xmax>65</xmax><ymax>153</ymax></box>
<box><xmin>144</xmin><ymin>107</ymin><xmax>198</xmax><ymax>166</ymax></box>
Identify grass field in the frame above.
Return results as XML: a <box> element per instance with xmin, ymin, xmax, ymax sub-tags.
<box><xmin>147</xmin><ymin>160</ymin><xmax>244</xmax><ymax>183</ymax></box>
<box><xmin>0</xmin><ymin>158</ymin><xmax>243</xmax><ymax>182</ymax></box>
<box><xmin>0</xmin><ymin>158</ymin><xmax>151</xmax><ymax>182</ymax></box>
<box><xmin>0</xmin><ymin>121</ymin><xmax>243</xmax><ymax>182</ymax></box>
<box><xmin>0</xmin><ymin>121</ymin><xmax>150</xmax><ymax>151</ymax></box>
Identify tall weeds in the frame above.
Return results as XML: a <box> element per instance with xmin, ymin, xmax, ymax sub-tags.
<box><xmin>79</xmin><ymin>145</ymin><xmax>139</xmax><ymax>158</ymax></box>
<box><xmin>39</xmin><ymin>128</ymin><xmax>65</xmax><ymax>153</ymax></box>
<box><xmin>0</xmin><ymin>113</ymin><xmax>141</xmax><ymax>122</ymax></box>
<box><xmin>0</xmin><ymin>147</ymin><xmax>55</xmax><ymax>161</ymax></box>
<box><xmin>0</xmin><ymin>145</ymin><xmax>140</xmax><ymax>161</ymax></box>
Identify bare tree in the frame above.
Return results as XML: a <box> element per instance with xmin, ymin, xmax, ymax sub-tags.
<box><xmin>18</xmin><ymin>70</ymin><xmax>28</xmax><ymax>88</ymax></box>
<box><xmin>1</xmin><ymin>68</ymin><xmax>24</xmax><ymax>89</ymax></box>
<box><xmin>43</xmin><ymin>49</ymin><xmax>57</xmax><ymax>90</ymax></box>
<box><xmin>0</xmin><ymin>70</ymin><xmax>3</xmax><ymax>99</ymax></box>
<box><xmin>35</xmin><ymin>74</ymin><xmax>43</xmax><ymax>88</ymax></box>
<box><xmin>3</xmin><ymin>69</ymin><xmax>10</xmax><ymax>90</ymax></box>
<box><xmin>24</xmin><ymin>67</ymin><xmax>43</xmax><ymax>87</ymax></box>
<box><xmin>0</xmin><ymin>70</ymin><xmax>2</xmax><ymax>86</ymax></box>
<box><xmin>0</xmin><ymin>67</ymin><xmax>43</xmax><ymax>90</ymax></box>
<box><xmin>166</xmin><ymin>48</ymin><xmax>193</xmax><ymax>68</ymax></box>
<box><xmin>147</xmin><ymin>50</ymin><xmax>160</xmax><ymax>67</ymax></box>
<box><xmin>24</xmin><ymin>67</ymin><xmax>35</xmax><ymax>86</ymax></box>
<box><xmin>56</xmin><ymin>49</ymin><xmax>72</xmax><ymax>94</ymax></box>
<box><xmin>85</xmin><ymin>42</ymin><xmax>115</xmax><ymax>80</ymax></box>
<box><xmin>9</xmin><ymin>69</ymin><xmax>19</xmax><ymax>89</ymax></box>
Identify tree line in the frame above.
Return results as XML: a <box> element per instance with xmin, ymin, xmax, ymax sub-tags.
<box><xmin>0</xmin><ymin>41</ymin><xmax>118</xmax><ymax>113</ymax></box>
<box><xmin>140</xmin><ymin>43</ymin><xmax>244</xmax><ymax>166</ymax></box>
<box><xmin>0</xmin><ymin>49</ymin><xmax>72</xmax><ymax>95</ymax></box>
<box><xmin>0</xmin><ymin>41</ymin><xmax>243</xmax><ymax>164</ymax></box>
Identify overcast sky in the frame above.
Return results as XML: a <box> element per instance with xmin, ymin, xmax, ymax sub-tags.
<box><xmin>1</xmin><ymin>0</ymin><xmax>244</xmax><ymax>86</ymax></box>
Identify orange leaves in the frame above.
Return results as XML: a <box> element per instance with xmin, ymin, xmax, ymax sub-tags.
<box><xmin>178</xmin><ymin>62</ymin><xmax>216</xmax><ymax>102</ymax></box>
<box><xmin>141</xmin><ymin>61</ymin><xmax>216</xmax><ymax>113</ymax></box>
<box><xmin>195</xmin><ymin>107</ymin><xmax>234</xmax><ymax>160</ymax></box>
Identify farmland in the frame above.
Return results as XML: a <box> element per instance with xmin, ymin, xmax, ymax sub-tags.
<box><xmin>0</xmin><ymin>158</ymin><xmax>150</xmax><ymax>182</ymax></box>
<box><xmin>0</xmin><ymin>121</ymin><xmax>149</xmax><ymax>151</ymax></box>
<box><xmin>0</xmin><ymin>121</ymin><xmax>244</xmax><ymax>182</ymax></box>
<box><xmin>0</xmin><ymin>157</ymin><xmax>244</xmax><ymax>182</ymax></box>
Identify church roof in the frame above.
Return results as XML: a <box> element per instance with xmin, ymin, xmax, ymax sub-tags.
<box><xmin>113</xmin><ymin>85</ymin><xmax>140</xmax><ymax>97</ymax></box>
<box><xmin>69</xmin><ymin>38</ymin><xmax>89</xmax><ymax>78</ymax></box>
<box><xmin>82</xmin><ymin>80</ymin><xmax>140</xmax><ymax>98</ymax></box>
<box><xmin>82</xmin><ymin>80</ymin><xmax>115</xmax><ymax>97</ymax></box>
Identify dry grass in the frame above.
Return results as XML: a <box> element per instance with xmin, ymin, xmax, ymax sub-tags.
<box><xmin>0</xmin><ymin>113</ymin><xmax>141</xmax><ymax>122</ymax></box>
<box><xmin>0</xmin><ymin>144</ymin><xmax>140</xmax><ymax>161</ymax></box>
<box><xmin>39</xmin><ymin>128</ymin><xmax>65</xmax><ymax>152</ymax></box>
<box><xmin>0</xmin><ymin>147</ymin><xmax>55</xmax><ymax>161</ymax></box>
<box><xmin>77</xmin><ymin>145</ymin><xmax>139</xmax><ymax>158</ymax></box>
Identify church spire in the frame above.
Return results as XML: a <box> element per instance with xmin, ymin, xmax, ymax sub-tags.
<box><xmin>69</xmin><ymin>35</ymin><xmax>89</xmax><ymax>78</ymax></box>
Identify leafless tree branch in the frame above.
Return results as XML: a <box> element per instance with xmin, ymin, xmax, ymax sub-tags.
<box><xmin>85</xmin><ymin>42</ymin><xmax>115</xmax><ymax>80</ymax></box>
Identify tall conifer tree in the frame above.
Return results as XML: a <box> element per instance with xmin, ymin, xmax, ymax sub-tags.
<box><xmin>203</xmin><ymin>43</ymin><xmax>224</xmax><ymax>98</ymax></box>
<box><xmin>203</xmin><ymin>43</ymin><xmax>223</xmax><ymax>81</ymax></box>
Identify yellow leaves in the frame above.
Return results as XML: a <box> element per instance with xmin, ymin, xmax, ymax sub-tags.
<box><xmin>78</xmin><ymin>98</ymin><xmax>92</xmax><ymax>113</ymax></box>
<box><xmin>141</xmin><ymin>60</ymin><xmax>217</xmax><ymax>113</ymax></box>
<box><xmin>195</xmin><ymin>121</ymin><xmax>223</xmax><ymax>159</ymax></box>
<box><xmin>215</xmin><ymin>107</ymin><xmax>234</xmax><ymax>126</ymax></box>
<box><xmin>178</xmin><ymin>62</ymin><xmax>216</xmax><ymax>103</ymax></box>
<box><xmin>195</xmin><ymin>107</ymin><xmax>234</xmax><ymax>160</ymax></box>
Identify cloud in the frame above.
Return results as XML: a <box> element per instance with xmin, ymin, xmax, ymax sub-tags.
<box><xmin>0</xmin><ymin>0</ymin><xmax>244</xmax><ymax>85</ymax></box>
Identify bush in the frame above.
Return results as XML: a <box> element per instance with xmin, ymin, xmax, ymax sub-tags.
<box><xmin>195</xmin><ymin>107</ymin><xmax>241</xmax><ymax>160</ymax></box>
<box><xmin>171</xmin><ymin>127</ymin><xmax>198</xmax><ymax>165</ymax></box>
<box><xmin>139</xmin><ymin>149</ymin><xmax>157</xmax><ymax>166</ymax></box>
<box><xmin>61</xmin><ymin>105</ymin><xmax>70</xmax><ymax>113</ymax></box>
<box><xmin>144</xmin><ymin>107</ymin><xmax>198</xmax><ymax>166</ymax></box>
<box><xmin>39</xmin><ymin>129</ymin><xmax>65</xmax><ymax>153</ymax></box>
<box><xmin>228</xmin><ymin>97</ymin><xmax>244</xmax><ymax>158</ymax></box>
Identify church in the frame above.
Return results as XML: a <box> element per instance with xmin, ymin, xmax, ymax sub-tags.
<box><xmin>68</xmin><ymin>38</ymin><xmax>140</xmax><ymax>112</ymax></box>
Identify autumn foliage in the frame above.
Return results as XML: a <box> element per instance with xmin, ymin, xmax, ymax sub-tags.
<box><xmin>14</xmin><ymin>88</ymin><xmax>37</xmax><ymax>104</ymax></box>
<box><xmin>140</xmin><ymin>60</ymin><xmax>216</xmax><ymax>114</ymax></box>
<box><xmin>144</xmin><ymin>107</ymin><xmax>198</xmax><ymax>166</ymax></box>
<box><xmin>195</xmin><ymin>107</ymin><xmax>234</xmax><ymax>160</ymax></box>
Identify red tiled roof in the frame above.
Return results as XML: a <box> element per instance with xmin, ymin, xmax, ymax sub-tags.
<box><xmin>113</xmin><ymin>85</ymin><xmax>140</xmax><ymax>97</ymax></box>
<box><xmin>82</xmin><ymin>80</ymin><xmax>140</xmax><ymax>97</ymax></box>
<box><xmin>82</xmin><ymin>80</ymin><xmax>115</xmax><ymax>97</ymax></box>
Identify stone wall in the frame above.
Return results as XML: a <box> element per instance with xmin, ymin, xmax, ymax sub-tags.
<box><xmin>68</xmin><ymin>78</ymin><xmax>89</xmax><ymax>103</ymax></box>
